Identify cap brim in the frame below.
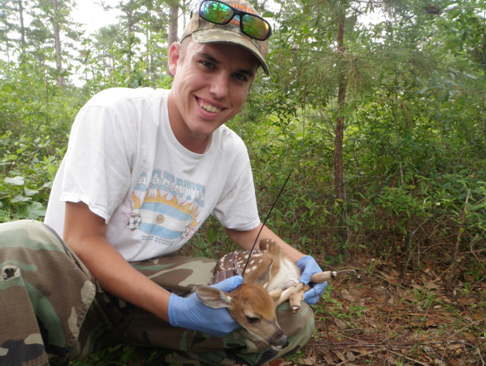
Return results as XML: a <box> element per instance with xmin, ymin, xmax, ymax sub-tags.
<box><xmin>192</xmin><ymin>29</ymin><xmax>270</xmax><ymax>76</ymax></box>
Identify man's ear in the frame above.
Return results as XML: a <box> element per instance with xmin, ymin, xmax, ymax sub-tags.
<box><xmin>168</xmin><ymin>42</ymin><xmax>181</xmax><ymax>76</ymax></box>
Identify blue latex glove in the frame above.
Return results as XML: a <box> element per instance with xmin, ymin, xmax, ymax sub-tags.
<box><xmin>297</xmin><ymin>255</ymin><xmax>328</xmax><ymax>305</ymax></box>
<box><xmin>168</xmin><ymin>276</ymin><xmax>243</xmax><ymax>337</ymax></box>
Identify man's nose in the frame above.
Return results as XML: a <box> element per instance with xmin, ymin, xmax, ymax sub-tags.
<box><xmin>209</xmin><ymin>72</ymin><xmax>229</xmax><ymax>99</ymax></box>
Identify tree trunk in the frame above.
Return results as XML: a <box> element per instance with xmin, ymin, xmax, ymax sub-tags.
<box><xmin>334</xmin><ymin>10</ymin><xmax>348</xmax><ymax>250</ymax></box>
<box><xmin>167</xmin><ymin>2</ymin><xmax>179</xmax><ymax>76</ymax></box>
<box><xmin>482</xmin><ymin>31</ymin><xmax>486</xmax><ymax>150</ymax></box>
<box><xmin>147</xmin><ymin>27</ymin><xmax>154</xmax><ymax>84</ymax></box>
<box><xmin>127</xmin><ymin>8</ymin><xmax>133</xmax><ymax>74</ymax></box>
<box><xmin>52</xmin><ymin>0</ymin><xmax>64</xmax><ymax>87</ymax></box>
<box><xmin>483</xmin><ymin>93</ymin><xmax>486</xmax><ymax>151</ymax></box>
<box><xmin>18</xmin><ymin>0</ymin><xmax>26</xmax><ymax>56</ymax></box>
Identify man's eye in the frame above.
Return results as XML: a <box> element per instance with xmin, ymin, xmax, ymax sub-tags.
<box><xmin>233</xmin><ymin>73</ymin><xmax>247</xmax><ymax>82</ymax></box>
<box><xmin>200</xmin><ymin>61</ymin><xmax>215</xmax><ymax>69</ymax></box>
<box><xmin>246</xmin><ymin>316</ymin><xmax>260</xmax><ymax>324</ymax></box>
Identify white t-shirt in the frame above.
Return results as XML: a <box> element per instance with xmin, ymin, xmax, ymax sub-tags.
<box><xmin>45</xmin><ymin>87</ymin><xmax>260</xmax><ymax>262</ymax></box>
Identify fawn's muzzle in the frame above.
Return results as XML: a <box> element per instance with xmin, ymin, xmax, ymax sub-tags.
<box><xmin>269</xmin><ymin>331</ymin><xmax>289</xmax><ymax>349</ymax></box>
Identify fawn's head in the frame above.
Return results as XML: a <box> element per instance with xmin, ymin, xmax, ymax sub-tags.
<box><xmin>195</xmin><ymin>261</ymin><xmax>289</xmax><ymax>349</ymax></box>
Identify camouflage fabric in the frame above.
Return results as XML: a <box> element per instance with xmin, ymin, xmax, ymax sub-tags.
<box><xmin>0</xmin><ymin>220</ymin><xmax>314</xmax><ymax>366</ymax></box>
<box><xmin>0</xmin><ymin>220</ymin><xmax>96</xmax><ymax>366</ymax></box>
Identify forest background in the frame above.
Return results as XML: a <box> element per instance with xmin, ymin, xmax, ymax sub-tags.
<box><xmin>1</xmin><ymin>0</ymin><xmax>485</xmax><ymax>364</ymax></box>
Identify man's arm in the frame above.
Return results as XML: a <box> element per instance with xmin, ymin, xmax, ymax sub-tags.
<box><xmin>224</xmin><ymin>223</ymin><xmax>305</xmax><ymax>262</ymax></box>
<box><xmin>64</xmin><ymin>201</ymin><xmax>243</xmax><ymax>336</ymax></box>
<box><xmin>63</xmin><ymin>201</ymin><xmax>171</xmax><ymax>320</ymax></box>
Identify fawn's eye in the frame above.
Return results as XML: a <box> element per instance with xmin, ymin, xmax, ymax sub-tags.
<box><xmin>246</xmin><ymin>316</ymin><xmax>260</xmax><ymax>324</ymax></box>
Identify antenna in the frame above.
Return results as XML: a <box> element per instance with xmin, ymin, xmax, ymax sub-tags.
<box><xmin>241</xmin><ymin>168</ymin><xmax>294</xmax><ymax>277</ymax></box>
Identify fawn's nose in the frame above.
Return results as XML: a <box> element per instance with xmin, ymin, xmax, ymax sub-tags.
<box><xmin>270</xmin><ymin>331</ymin><xmax>289</xmax><ymax>349</ymax></box>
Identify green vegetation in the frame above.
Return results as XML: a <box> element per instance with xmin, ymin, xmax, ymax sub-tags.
<box><xmin>1</xmin><ymin>0</ymin><xmax>485</xmax><ymax>364</ymax></box>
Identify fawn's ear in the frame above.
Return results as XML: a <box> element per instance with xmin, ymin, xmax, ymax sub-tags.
<box><xmin>253</xmin><ymin>260</ymin><xmax>273</xmax><ymax>288</ymax></box>
<box><xmin>195</xmin><ymin>285</ymin><xmax>232</xmax><ymax>309</ymax></box>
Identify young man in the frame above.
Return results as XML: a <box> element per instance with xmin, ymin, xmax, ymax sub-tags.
<box><xmin>0</xmin><ymin>0</ymin><xmax>327</xmax><ymax>365</ymax></box>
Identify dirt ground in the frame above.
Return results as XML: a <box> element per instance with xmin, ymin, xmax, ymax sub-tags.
<box><xmin>284</xmin><ymin>257</ymin><xmax>486</xmax><ymax>366</ymax></box>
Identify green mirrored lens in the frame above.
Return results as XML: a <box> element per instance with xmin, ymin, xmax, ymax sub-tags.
<box><xmin>200</xmin><ymin>1</ymin><xmax>233</xmax><ymax>24</ymax></box>
<box><xmin>199</xmin><ymin>0</ymin><xmax>271</xmax><ymax>41</ymax></box>
<box><xmin>241</xmin><ymin>14</ymin><xmax>270</xmax><ymax>40</ymax></box>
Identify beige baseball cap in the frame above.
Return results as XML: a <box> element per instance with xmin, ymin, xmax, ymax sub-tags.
<box><xmin>180</xmin><ymin>0</ymin><xmax>270</xmax><ymax>75</ymax></box>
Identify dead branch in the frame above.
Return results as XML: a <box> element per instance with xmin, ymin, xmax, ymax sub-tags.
<box><xmin>387</xmin><ymin>349</ymin><xmax>430</xmax><ymax>366</ymax></box>
<box><xmin>307</xmin><ymin>339</ymin><xmax>479</xmax><ymax>349</ymax></box>
<box><xmin>334</xmin><ymin>347</ymin><xmax>385</xmax><ymax>365</ymax></box>
<box><xmin>447</xmin><ymin>188</ymin><xmax>471</xmax><ymax>290</ymax></box>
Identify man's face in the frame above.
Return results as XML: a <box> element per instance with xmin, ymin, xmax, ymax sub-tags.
<box><xmin>168</xmin><ymin>39</ymin><xmax>259</xmax><ymax>152</ymax></box>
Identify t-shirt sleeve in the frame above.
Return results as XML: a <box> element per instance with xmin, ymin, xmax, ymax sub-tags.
<box><xmin>58</xmin><ymin>101</ymin><xmax>137</xmax><ymax>223</ymax></box>
<box><xmin>212</xmin><ymin>142</ymin><xmax>260</xmax><ymax>231</ymax></box>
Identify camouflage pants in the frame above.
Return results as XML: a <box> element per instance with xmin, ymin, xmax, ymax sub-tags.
<box><xmin>0</xmin><ymin>220</ymin><xmax>314</xmax><ymax>366</ymax></box>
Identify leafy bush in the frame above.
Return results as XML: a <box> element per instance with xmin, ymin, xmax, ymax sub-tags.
<box><xmin>0</xmin><ymin>133</ymin><xmax>64</xmax><ymax>221</ymax></box>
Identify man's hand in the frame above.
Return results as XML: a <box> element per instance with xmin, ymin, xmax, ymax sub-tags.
<box><xmin>297</xmin><ymin>256</ymin><xmax>327</xmax><ymax>305</ymax></box>
<box><xmin>168</xmin><ymin>276</ymin><xmax>243</xmax><ymax>337</ymax></box>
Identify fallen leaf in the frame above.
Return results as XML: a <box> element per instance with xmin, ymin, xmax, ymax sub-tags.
<box><xmin>332</xmin><ymin>350</ymin><xmax>346</xmax><ymax>361</ymax></box>
<box><xmin>425</xmin><ymin>319</ymin><xmax>436</xmax><ymax>327</ymax></box>
<box><xmin>324</xmin><ymin>353</ymin><xmax>334</xmax><ymax>364</ymax></box>
<box><xmin>379</xmin><ymin>271</ymin><xmax>398</xmax><ymax>283</ymax></box>
<box><xmin>349</xmin><ymin>288</ymin><xmax>364</xmax><ymax>299</ymax></box>
<box><xmin>473</xmin><ymin>312</ymin><xmax>483</xmax><ymax>321</ymax></box>
<box><xmin>341</xmin><ymin>289</ymin><xmax>357</xmax><ymax>302</ymax></box>
<box><xmin>334</xmin><ymin>317</ymin><xmax>348</xmax><ymax>329</ymax></box>
<box><xmin>300</xmin><ymin>356</ymin><xmax>315</xmax><ymax>365</ymax></box>
<box><xmin>412</xmin><ymin>284</ymin><xmax>424</xmax><ymax>291</ymax></box>
<box><xmin>424</xmin><ymin>281</ymin><xmax>441</xmax><ymax>290</ymax></box>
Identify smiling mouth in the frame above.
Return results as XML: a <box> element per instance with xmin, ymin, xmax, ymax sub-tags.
<box><xmin>198</xmin><ymin>99</ymin><xmax>222</xmax><ymax>113</ymax></box>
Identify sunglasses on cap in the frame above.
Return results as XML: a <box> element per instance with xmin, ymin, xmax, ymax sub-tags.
<box><xmin>198</xmin><ymin>0</ymin><xmax>272</xmax><ymax>41</ymax></box>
